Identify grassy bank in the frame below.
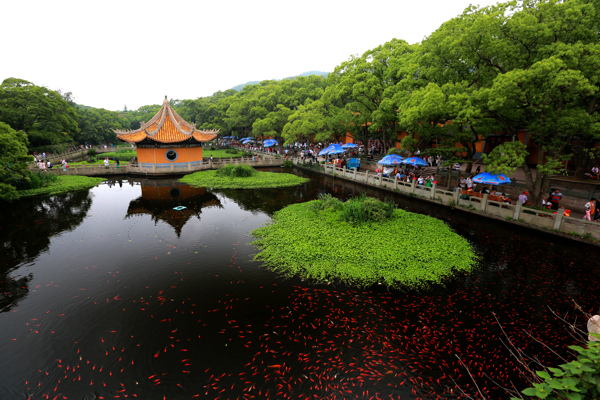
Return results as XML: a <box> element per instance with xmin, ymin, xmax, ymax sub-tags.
<box><xmin>252</xmin><ymin>195</ymin><xmax>478</xmax><ymax>288</ymax></box>
<box><xmin>15</xmin><ymin>175</ymin><xmax>105</xmax><ymax>199</ymax></box>
<box><xmin>180</xmin><ymin>164</ymin><xmax>308</xmax><ymax>189</ymax></box>
<box><xmin>204</xmin><ymin>149</ymin><xmax>251</xmax><ymax>159</ymax></box>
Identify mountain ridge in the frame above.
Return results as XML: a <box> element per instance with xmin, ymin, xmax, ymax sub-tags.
<box><xmin>230</xmin><ymin>71</ymin><xmax>329</xmax><ymax>92</ymax></box>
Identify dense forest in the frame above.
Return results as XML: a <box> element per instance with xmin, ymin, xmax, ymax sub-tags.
<box><xmin>1</xmin><ymin>0</ymin><xmax>599</xmax><ymax>203</ymax></box>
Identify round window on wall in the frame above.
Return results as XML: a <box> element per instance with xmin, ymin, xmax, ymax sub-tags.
<box><xmin>165</xmin><ymin>149</ymin><xmax>178</xmax><ymax>161</ymax></box>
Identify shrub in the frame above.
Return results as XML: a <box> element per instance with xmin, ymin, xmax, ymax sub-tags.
<box><xmin>225</xmin><ymin>148</ymin><xmax>238</xmax><ymax>154</ymax></box>
<box><xmin>309</xmin><ymin>193</ymin><xmax>342</xmax><ymax>213</ymax></box>
<box><xmin>339</xmin><ymin>194</ymin><xmax>394</xmax><ymax>224</ymax></box>
<box><xmin>284</xmin><ymin>160</ymin><xmax>293</xmax><ymax>168</ymax></box>
<box><xmin>0</xmin><ymin>182</ymin><xmax>18</xmax><ymax>201</ymax></box>
<box><xmin>215</xmin><ymin>164</ymin><xmax>256</xmax><ymax>178</ymax></box>
<box><xmin>88</xmin><ymin>149</ymin><xmax>97</xmax><ymax>157</ymax></box>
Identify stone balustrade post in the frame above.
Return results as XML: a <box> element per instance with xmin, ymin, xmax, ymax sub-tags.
<box><xmin>513</xmin><ymin>201</ymin><xmax>522</xmax><ymax>220</ymax></box>
<box><xmin>553</xmin><ymin>208</ymin><xmax>565</xmax><ymax>230</ymax></box>
<box><xmin>481</xmin><ymin>194</ymin><xmax>489</xmax><ymax>212</ymax></box>
<box><xmin>431</xmin><ymin>183</ymin><xmax>436</xmax><ymax>199</ymax></box>
<box><xmin>411</xmin><ymin>179</ymin><xmax>416</xmax><ymax>194</ymax></box>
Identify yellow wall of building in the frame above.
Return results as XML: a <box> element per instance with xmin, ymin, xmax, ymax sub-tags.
<box><xmin>136</xmin><ymin>147</ymin><xmax>204</xmax><ymax>164</ymax></box>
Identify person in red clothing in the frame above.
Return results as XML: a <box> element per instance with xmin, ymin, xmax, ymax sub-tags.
<box><xmin>550</xmin><ymin>189</ymin><xmax>563</xmax><ymax>210</ymax></box>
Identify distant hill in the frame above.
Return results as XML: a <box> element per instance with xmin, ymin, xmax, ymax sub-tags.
<box><xmin>231</xmin><ymin>71</ymin><xmax>329</xmax><ymax>92</ymax></box>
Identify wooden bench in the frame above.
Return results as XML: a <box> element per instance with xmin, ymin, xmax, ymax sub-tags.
<box><xmin>461</xmin><ymin>190</ymin><xmax>485</xmax><ymax>199</ymax></box>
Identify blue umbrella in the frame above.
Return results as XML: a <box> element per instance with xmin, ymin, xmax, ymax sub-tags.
<box><xmin>378</xmin><ymin>154</ymin><xmax>404</xmax><ymax>166</ymax></box>
<box><xmin>342</xmin><ymin>143</ymin><xmax>358</xmax><ymax>149</ymax></box>
<box><xmin>263</xmin><ymin>139</ymin><xmax>278</xmax><ymax>147</ymax></box>
<box><xmin>401</xmin><ymin>157</ymin><xmax>429</xmax><ymax>167</ymax></box>
<box><xmin>326</xmin><ymin>144</ymin><xmax>344</xmax><ymax>154</ymax></box>
<box><xmin>473</xmin><ymin>172</ymin><xmax>511</xmax><ymax>185</ymax></box>
<box><xmin>327</xmin><ymin>146</ymin><xmax>345</xmax><ymax>155</ymax></box>
<box><xmin>318</xmin><ymin>144</ymin><xmax>342</xmax><ymax>156</ymax></box>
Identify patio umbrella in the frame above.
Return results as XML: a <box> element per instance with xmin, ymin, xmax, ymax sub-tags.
<box><xmin>326</xmin><ymin>144</ymin><xmax>345</xmax><ymax>155</ymax></box>
<box><xmin>318</xmin><ymin>144</ymin><xmax>343</xmax><ymax>156</ymax></box>
<box><xmin>342</xmin><ymin>143</ymin><xmax>358</xmax><ymax>149</ymax></box>
<box><xmin>401</xmin><ymin>157</ymin><xmax>429</xmax><ymax>167</ymax></box>
<box><xmin>263</xmin><ymin>139</ymin><xmax>278</xmax><ymax>147</ymax></box>
<box><xmin>472</xmin><ymin>172</ymin><xmax>511</xmax><ymax>185</ymax></box>
<box><xmin>378</xmin><ymin>154</ymin><xmax>404</xmax><ymax>166</ymax></box>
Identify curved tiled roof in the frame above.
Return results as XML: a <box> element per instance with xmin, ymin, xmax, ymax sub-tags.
<box><xmin>114</xmin><ymin>96</ymin><xmax>219</xmax><ymax>144</ymax></box>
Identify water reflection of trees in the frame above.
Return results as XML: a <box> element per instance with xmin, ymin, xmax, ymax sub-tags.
<box><xmin>0</xmin><ymin>190</ymin><xmax>93</xmax><ymax>313</ymax></box>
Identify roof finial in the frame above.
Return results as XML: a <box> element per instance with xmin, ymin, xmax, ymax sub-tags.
<box><xmin>163</xmin><ymin>95</ymin><xmax>170</xmax><ymax>106</ymax></box>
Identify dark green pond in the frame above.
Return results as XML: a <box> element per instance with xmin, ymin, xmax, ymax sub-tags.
<box><xmin>0</xmin><ymin>168</ymin><xmax>598</xmax><ymax>400</ymax></box>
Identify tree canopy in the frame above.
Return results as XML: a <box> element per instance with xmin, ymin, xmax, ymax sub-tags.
<box><xmin>0</xmin><ymin>0</ymin><xmax>598</xmax><ymax>204</ymax></box>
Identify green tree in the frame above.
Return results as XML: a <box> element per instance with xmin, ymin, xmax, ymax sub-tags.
<box><xmin>0</xmin><ymin>122</ymin><xmax>30</xmax><ymax>201</ymax></box>
<box><xmin>327</xmin><ymin>39</ymin><xmax>415</xmax><ymax>152</ymax></box>
<box><xmin>252</xmin><ymin>104</ymin><xmax>292</xmax><ymax>143</ymax></box>
<box><xmin>400</xmin><ymin>0</ymin><xmax>600</xmax><ymax>202</ymax></box>
<box><xmin>282</xmin><ymin>99</ymin><xmax>351</xmax><ymax>145</ymax></box>
<box><xmin>0</xmin><ymin>78</ymin><xmax>79</xmax><ymax>148</ymax></box>
<box><xmin>76</xmin><ymin>108</ymin><xmax>130</xmax><ymax>144</ymax></box>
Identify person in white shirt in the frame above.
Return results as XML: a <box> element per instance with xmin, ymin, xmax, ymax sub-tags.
<box><xmin>466</xmin><ymin>175</ymin><xmax>473</xmax><ymax>190</ymax></box>
<box><xmin>518</xmin><ymin>191</ymin><xmax>528</xmax><ymax>204</ymax></box>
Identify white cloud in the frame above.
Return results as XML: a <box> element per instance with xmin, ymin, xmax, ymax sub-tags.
<box><xmin>1</xmin><ymin>0</ymin><xmax>501</xmax><ymax>111</ymax></box>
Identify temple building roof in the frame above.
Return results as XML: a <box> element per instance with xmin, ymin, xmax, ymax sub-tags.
<box><xmin>114</xmin><ymin>96</ymin><xmax>219</xmax><ymax>144</ymax></box>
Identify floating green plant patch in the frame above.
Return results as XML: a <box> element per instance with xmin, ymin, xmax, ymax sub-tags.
<box><xmin>252</xmin><ymin>195</ymin><xmax>478</xmax><ymax>288</ymax></box>
<box><xmin>180</xmin><ymin>166</ymin><xmax>309</xmax><ymax>189</ymax></box>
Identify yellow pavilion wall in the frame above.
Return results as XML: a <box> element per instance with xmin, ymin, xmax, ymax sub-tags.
<box><xmin>136</xmin><ymin>147</ymin><xmax>203</xmax><ymax>164</ymax></box>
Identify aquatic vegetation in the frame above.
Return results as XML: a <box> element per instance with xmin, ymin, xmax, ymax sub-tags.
<box><xmin>215</xmin><ymin>164</ymin><xmax>256</xmax><ymax>178</ymax></box>
<box><xmin>253</xmin><ymin>195</ymin><xmax>478</xmax><ymax>288</ymax></box>
<box><xmin>14</xmin><ymin>175</ymin><xmax>104</xmax><ymax>199</ymax></box>
<box><xmin>180</xmin><ymin>166</ymin><xmax>309</xmax><ymax>189</ymax></box>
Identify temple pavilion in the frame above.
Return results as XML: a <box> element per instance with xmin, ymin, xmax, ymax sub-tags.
<box><xmin>114</xmin><ymin>96</ymin><xmax>218</xmax><ymax>168</ymax></box>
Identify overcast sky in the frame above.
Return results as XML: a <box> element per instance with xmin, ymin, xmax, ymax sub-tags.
<box><xmin>2</xmin><ymin>0</ymin><xmax>501</xmax><ymax>112</ymax></box>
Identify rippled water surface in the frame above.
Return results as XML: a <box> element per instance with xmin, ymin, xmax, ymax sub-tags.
<box><xmin>1</xmin><ymin>168</ymin><xmax>599</xmax><ymax>400</ymax></box>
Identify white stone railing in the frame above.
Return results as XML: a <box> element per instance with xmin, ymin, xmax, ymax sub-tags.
<box><xmin>301</xmin><ymin>160</ymin><xmax>600</xmax><ymax>241</ymax></box>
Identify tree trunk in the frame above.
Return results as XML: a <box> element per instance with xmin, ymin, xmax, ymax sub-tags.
<box><xmin>465</xmin><ymin>162</ymin><xmax>473</xmax><ymax>174</ymax></box>
<box><xmin>522</xmin><ymin>163</ymin><xmax>551</xmax><ymax>207</ymax></box>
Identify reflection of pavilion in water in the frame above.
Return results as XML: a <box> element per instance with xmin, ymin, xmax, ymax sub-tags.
<box><xmin>126</xmin><ymin>180</ymin><xmax>222</xmax><ymax>236</ymax></box>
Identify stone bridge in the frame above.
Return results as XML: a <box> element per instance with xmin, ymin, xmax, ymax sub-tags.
<box><xmin>40</xmin><ymin>156</ymin><xmax>284</xmax><ymax>176</ymax></box>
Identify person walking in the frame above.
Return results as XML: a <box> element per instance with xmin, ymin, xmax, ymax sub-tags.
<box><xmin>584</xmin><ymin>198</ymin><xmax>595</xmax><ymax>221</ymax></box>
